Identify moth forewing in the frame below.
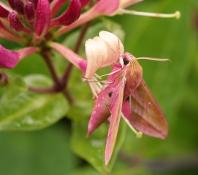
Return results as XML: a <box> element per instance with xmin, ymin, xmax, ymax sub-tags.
<box><xmin>105</xmin><ymin>77</ymin><xmax>126</xmax><ymax>165</ymax></box>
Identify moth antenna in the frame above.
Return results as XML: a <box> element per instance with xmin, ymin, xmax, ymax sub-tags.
<box><xmin>118</xmin><ymin>9</ymin><xmax>181</xmax><ymax>19</ymax></box>
<box><xmin>136</xmin><ymin>57</ymin><xmax>170</xmax><ymax>62</ymax></box>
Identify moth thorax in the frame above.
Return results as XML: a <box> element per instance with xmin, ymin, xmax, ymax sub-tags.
<box><xmin>125</xmin><ymin>60</ymin><xmax>143</xmax><ymax>94</ymax></box>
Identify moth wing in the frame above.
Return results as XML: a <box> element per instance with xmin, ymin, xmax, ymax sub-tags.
<box><xmin>88</xmin><ymin>67</ymin><xmax>123</xmax><ymax>135</ymax></box>
<box><xmin>123</xmin><ymin>80</ymin><xmax>168</xmax><ymax>139</ymax></box>
<box><xmin>105</xmin><ymin>77</ymin><xmax>125</xmax><ymax>165</ymax></box>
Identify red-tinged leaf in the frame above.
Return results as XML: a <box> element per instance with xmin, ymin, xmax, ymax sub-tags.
<box><xmin>105</xmin><ymin>77</ymin><xmax>125</xmax><ymax>165</ymax></box>
<box><xmin>51</xmin><ymin>0</ymin><xmax>81</xmax><ymax>26</ymax></box>
<box><xmin>122</xmin><ymin>80</ymin><xmax>168</xmax><ymax>139</ymax></box>
<box><xmin>35</xmin><ymin>0</ymin><xmax>51</xmax><ymax>36</ymax></box>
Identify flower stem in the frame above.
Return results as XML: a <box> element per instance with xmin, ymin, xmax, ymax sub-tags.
<box><xmin>28</xmin><ymin>86</ymin><xmax>59</xmax><ymax>93</ymax></box>
<box><xmin>0</xmin><ymin>72</ymin><xmax>8</xmax><ymax>86</ymax></box>
<box><xmin>42</xmin><ymin>51</ymin><xmax>61</xmax><ymax>86</ymax></box>
<box><xmin>40</xmin><ymin>49</ymin><xmax>73</xmax><ymax>103</ymax></box>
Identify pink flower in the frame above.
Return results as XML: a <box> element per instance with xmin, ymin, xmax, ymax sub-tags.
<box><xmin>0</xmin><ymin>45</ymin><xmax>37</xmax><ymax>69</ymax></box>
<box><xmin>56</xmin><ymin>0</ymin><xmax>180</xmax><ymax>36</ymax></box>
<box><xmin>0</xmin><ymin>0</ymin><xmax>88</xmax><ymax>69</ymax></box>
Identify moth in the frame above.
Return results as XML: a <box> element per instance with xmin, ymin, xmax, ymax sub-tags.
<box><xmin>87</xmin><ymin>52</ymin><xmax>168</xmax><ymax>165</ymax></box>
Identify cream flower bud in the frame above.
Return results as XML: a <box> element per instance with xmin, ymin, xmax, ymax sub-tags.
<box><xmin>85</xmin><ymin>31</ymin><xmax>124</xmax><ymax>79</ymax></box>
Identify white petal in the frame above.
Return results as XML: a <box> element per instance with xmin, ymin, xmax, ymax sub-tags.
<box><xmin>85</xmin><ymin>31</ymin><xmax>124</xmax><ymax>79</ymax></box>
<box><xmin>99</xmin><ymin>31</ymin><xmax>124</xmax><ymax>54</ymax></box>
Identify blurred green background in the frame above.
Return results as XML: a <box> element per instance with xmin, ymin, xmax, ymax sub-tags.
<box><xmin>0</xmin><ymin>0</ymin><xmax>198</xmax><ymax>174</ymax></box>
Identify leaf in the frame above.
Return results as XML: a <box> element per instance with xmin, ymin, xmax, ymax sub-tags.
<box><xmin>70</xmin><ymin>119</ymin><xmax>127</xmax><ymax>173</ymax></box>
<box><xmin>0</xmin><ymin>74</ymin><xmax>68</xmax><ymax>130</ymax></box>
<box><xmin>0</xmin><ymin>124</ymin><xmax>78</xmax><ymax>175</ymax></box>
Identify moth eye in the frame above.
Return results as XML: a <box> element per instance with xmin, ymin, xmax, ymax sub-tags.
<box><xmin>108</xmin><ymin>92</ymin><xmax>113</xmax><ymax>97</ymax></box>
<box><xmin>125</xmin><ymin>96</ymin><xmax>130</xmax><ymax>101</ymax></box>
<box><xmin>123</xmin><ymin>57</ymin><xmax>129</xmax><ymax>65</ymax></box>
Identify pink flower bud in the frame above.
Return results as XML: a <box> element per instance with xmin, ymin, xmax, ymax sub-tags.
<box><xmin>24</xmin><ymin>1</ymin><xmax>35</xmax><ymax>20</ymax></box>
<box><xmin>30</xmin><ymin>0</ymin><xmax>38</xmax><ymax>8</ymax></box>
<box><xmin>34</xmin><ymin>0</ymin><xmax>51</xmax><ymax>36</ymax></box>
<box><xmin>8</xmin><ymin>11</ymin><xmax>27</xmax><ymax>31</ymax></box>
<box><xmin>0</xmin><ymin>4</ymin><xmax>9</xmax><ymax>17</ymax></box>
<box><xmin>51</xmin><ymin>0</ymin><xmax>81</xmax><ymax>26</ymax></box>
<box><xmin>51</xmin><ymin>0</ymin><xmax>67</xmax><ymax>16</ymax></box>
<box><xmin>0</xmin><ymin>45</ymin><xmax>36</xmax><ymax>69</ymax></box>
<box><xmin>8</xmin><ymin>0</ymin><xmax>24</xmax><ymax>14</ymax></box>
<box><xmin>0</xmin><ymin>45</ymin><xmax>19</xmax><ymax>69</ymax></box>
<box><xmin>80</xmin><ymin>0</ymin><xmax>89</xmax><ymax>7</ymax></box>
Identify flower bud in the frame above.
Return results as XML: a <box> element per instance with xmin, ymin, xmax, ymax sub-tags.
<box><xmin>8</xmin><ymin>0</ymin><xmax>24</xmax><ymax>14</ymax></box>
<box><xmin>0</xmin><ymin>45</ymin><xmax>19</xmax><ymax>68</ymax></box>
<box><xmin>80</xmin><ymin>0</ymin><xmax>89</xmax><ymax>7</ymax></box>
<box><xmin>0</xmin><ymin>4</ymin><xmax>9</xmax><ymax>17</ymax></box>
<box><xmin>34</xmin><ymin>0</ymin><xmax>51</xmax><ymax>36</ymax></box>
<box><xmin>0</xmin><ymin>45</ymin><xmax>37</xmax><ymax>69</ymax></box>
<box><xmin>24</xmin><ymin>1</ymin><xmax>35</xmax><ymax>20</ymax></box>
<box><xmin>8</xmin><ymin>11</ymin><xmax>25</xmax><ymax>31</ymax></box>
<box><xmin>30</xmin><ymin>0</ymin><xmax>38</xmax><ymax>8</ymax></box>
<box><xmin>51</xmin><ymin>0</ymin><xmax>81</xmax><ymax>26</ymax></box>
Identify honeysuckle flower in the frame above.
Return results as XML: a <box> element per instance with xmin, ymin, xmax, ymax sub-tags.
<box><xmin>56</xmin><ymin>0</ymin><xmax>180</xmax><ymax>36</ymax></box>
<box><xmin>49</xmin><ymin>31</ymin><xmax>168</xmax><ymax>165</ymax></box>
<box><xmin>0</xmin><ymin>45</ymin><xmax>37</xmax><ymax>68</ymax></box>
<box><xmin>85</xmin><ymin>31</ymin><xmax>124</xmax><ymax>79</ymax></box>
<box><xmin>0</xmin><ymin>0</ymin><xmax>88</xmax><ymax>40</ymax></box>
<box><xmin>0</xmin><ymin>0</ymin><xmax>88</xmax><ymax>70</ymax></box>
<box><xmin>49</xmin><ymin>41</ymin><xmax>87</xmax><ymax>72</ymax></box>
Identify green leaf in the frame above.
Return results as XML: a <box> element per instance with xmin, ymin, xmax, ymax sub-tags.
<box><xmin>0</xmin><ymin>74</ymin><xmax>68</xmax><ymax>130</ymax></box>
<box><xmin>0</xmin><ymin>124</ymin><xmax>78</xmax><ymax>175</ymax></box>
<box><xmin>70</xmin><ymin>119</ymin><xmax>127</xmax><ymax>173</ymax></box>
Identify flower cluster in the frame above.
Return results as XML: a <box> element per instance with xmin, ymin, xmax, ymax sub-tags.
<box><xmin>0</xmin><ymin>0</ymin><xmax>89</xmax><ymax>68</ymax></box>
